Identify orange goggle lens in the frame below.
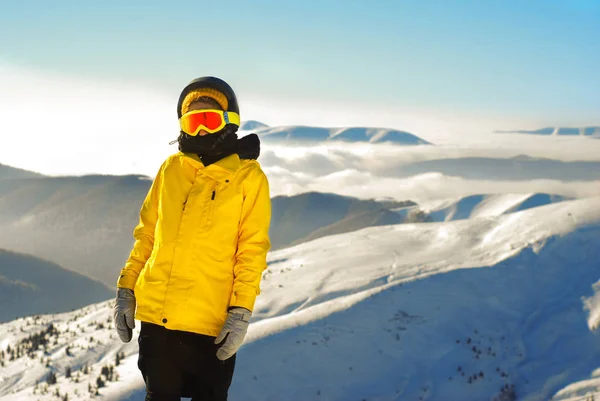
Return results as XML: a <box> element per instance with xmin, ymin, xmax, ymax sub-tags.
<box><xmin>179</xmin><ymin>110</ymin><xmax>240</xmax><ymax>136</ymax></box>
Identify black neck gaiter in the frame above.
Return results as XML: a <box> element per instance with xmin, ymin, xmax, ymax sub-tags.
<box><xmin>178</xmin><ymin>128</ymin><xmax>239</xmax><ymax>166</ymax></box>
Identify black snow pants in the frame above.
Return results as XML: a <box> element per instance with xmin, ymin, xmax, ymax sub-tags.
<box><xmin>137</xmin><ymin>321</ymin><xmax>236</xmax><ymax>401</ymax></box>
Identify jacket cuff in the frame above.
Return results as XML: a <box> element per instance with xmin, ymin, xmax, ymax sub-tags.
<box><xmin>229</xmin><ymin>292</ymin><xmax>257</xmax><ymax>312</ymax></box>
<box><xmin>116</xmin><ymin>274</ymin><xmax>137</xmax><ymax>290</ymax></box>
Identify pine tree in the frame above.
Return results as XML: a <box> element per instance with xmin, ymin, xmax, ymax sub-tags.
<box><xmin>65</xmin><ymin>366</ymin><xmax>72</xmax><ymax>379</ymax></box>
<box><xmin>46</xmin><ymin>371</ymin><xmax>57</xmax><ymax>385</ymax></box>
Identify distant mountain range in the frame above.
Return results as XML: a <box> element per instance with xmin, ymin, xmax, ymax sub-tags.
<box><xmin>0</xmin><ymin>248</ymin><xmax>113</xmax><ymax>322</ymax></box>
<box><xmin>250</xmin><ymin>125</ymin><xmax>431</xmax><ymax>145</ymax></box>
<box><xmin>0</xmin><ymin>173</ymin><xmax>153</xmax><ymax>287</ymax></box>
<box><xmin>0</xmin><ymin>163</ymin><xmax>44</xmax><ymax>179</ymax></box>
<box><xmin>388</xmin><ymin>155</ymin><xmax>600</xmax><ymax>181</ymax></box>
<box><xmin>270</xmin><ymin>192</ymin><xmax>415</xmax><ymax>250</ymax></box>
<box><xmin>496</xmin><ymin>126</ymin><xmax>600</xmax><ymax>136</ymax></box>
<box><xmin>0</xmin><ymin>165</ymin><xmax>419</xmax><ymax>286</ymax></box>
<box><xmin>0</xmin><ymin>163</ymin><xmax>575</xmax><ymax>290</ymax></box>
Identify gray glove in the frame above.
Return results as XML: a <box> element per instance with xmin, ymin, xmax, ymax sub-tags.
<box><xmin>113</xmin><ymin>288</ymin><xmax>136</xmax><ymax>343</ymax></box>
<box><xmin>215</xmin><ymin>307</ymin><xmax>251</xmax><ymax>360</ymax></box>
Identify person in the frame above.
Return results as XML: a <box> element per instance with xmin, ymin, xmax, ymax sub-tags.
<box><xmin>113</xmin><ymin>76</ymin><xmax>271</xmax><ymax>401</ymax></box>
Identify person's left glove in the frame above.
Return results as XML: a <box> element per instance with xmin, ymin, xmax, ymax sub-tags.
<box><xmin>215</xmin><ymin>307</ymin><xmax>252</xmax><ymax>360</ymax></box>
<box><xmin>113</xmin><ymin>288</ymin><xmax>136</xmax><ymax>343</ymax></box>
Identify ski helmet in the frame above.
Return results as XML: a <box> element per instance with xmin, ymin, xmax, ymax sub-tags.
<box><xmin>177</xmin><ymin>76</ymin><xmax>240</xmax><ymax>119</ymax></box>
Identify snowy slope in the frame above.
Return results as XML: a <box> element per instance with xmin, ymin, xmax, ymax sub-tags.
<box><xmin>551</xmin><ymin>281</ymin><xmax>600</xmax><ymax>401</ymax></box>
<box><xmin>1</xmin><ymin>196</ymin><xmax>599</xmax><ymax>401</ymax></box>
<box><xmin>552</xmin><ymin>367</ymin><xmax>600</xmax><ymax>401</ymax></box>
<box><xmin>552</xmin><ymin>370</ymin><xmax>600</xmax><ymax>401</ymax></box>
<box><xmin>236</xmin><ymin>197</ymin><xmax>600</xmax><ymax>401</ymax></box>
<box><xmin>0</xmin><ymin>302</ymin><xmax>142</xmax><ymax>401</ymax></box>
<box><xmin>413</xmin><ymin>193</ymin><xmax>569</xmax><ymax>222</ymax></box>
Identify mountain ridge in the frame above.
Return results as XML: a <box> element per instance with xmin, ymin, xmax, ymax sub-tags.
<box><xmin>0</xmin><ymin>163</ymin><xmax>44</xmax><ymax>180</ymax></box>
<box><xmin>254</xmin><ymin>125</ymin><xmax>431</xmax><ymax>145</ymax></box>
<box><xmin>0</xmin><ymin>248</ymin><xmax>113</xmax><ymax>322</ymax></box>
<box><xmin>496</xmin><ymin>126</ymin><xmax>600</xmax><ymax>136</ymax></box>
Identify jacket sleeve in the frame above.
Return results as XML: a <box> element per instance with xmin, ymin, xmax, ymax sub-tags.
<box><xmin>229</xmin><ymin>164</ymin><xmax>272</xmax><ymax>311</ymax></box>
<box><xmin>116</xmin><ymin>161</ymin><xmax>166</xmax><ymax>290</ymax></box>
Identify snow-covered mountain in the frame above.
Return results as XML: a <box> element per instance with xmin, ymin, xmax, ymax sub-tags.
<box><xmin>254</xmin><ymin>125</ymin><xmax>431</xmax><ymax>145</ymax></box>
<box><xmin>402</xmin><ymin>193</ymin><xmax>569</xmax><ymax>222</ymax></box>
<box><xmin>496</xmin><ymin>127</ymin><xmax>600</xmax><ymax>136</ymax></box>
<box><xmin>553</xmin><ymin>371</ymin><xmax>600</xmax><ymax>401</ymax></box>
<box><xmin>240</xmin><ymin>120</ymin><xmax>269</xmax><ymax>131</ymax></box>
<box><xmin>1</xmin><ymin>196</ymin><xmax>599</xmax><ymax>401</ymax></box>
<box><xmin>0</xmin><ymin>249</ymin><xmax>113</xmax><ymax>322</ymax></box>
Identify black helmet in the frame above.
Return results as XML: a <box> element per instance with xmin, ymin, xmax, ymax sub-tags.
<box><xmin>176</xmin><ymin>76</ymin><xmax>240</xmax><ymax>119</ymax></box>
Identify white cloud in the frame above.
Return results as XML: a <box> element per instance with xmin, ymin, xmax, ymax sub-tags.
<box><xmin>258</xmin><ymin>142</ymin><xmax>600</xmax><ymax>202</ymax></box>
<box><xmin>2</xmin><ymin>62</ymin><xmax>600</xmax><ymax>205</ymax></box>
<box><xmin>0</xmin><ymin>61</ymin><xmax>176</xmax><ymax>177</ymax></box>
<box><xmin>265</xmin><ymin>165</ymin><xmax>600</xmax><ymax>204</ymax></box>
<box><xmin>0</xmin><ymin>61</ymin><xmax>556</xmax><ymax>176</ymax></box>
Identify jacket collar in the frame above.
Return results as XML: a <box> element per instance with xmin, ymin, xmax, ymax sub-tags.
<box><xmin>179</xmin><ymin>151</ymin><xmax>241</xmax><ymax>183</ymax></box>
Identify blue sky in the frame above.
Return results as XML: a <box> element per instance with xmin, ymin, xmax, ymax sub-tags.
<box><xmin>1</xmin><ymin>0</ymin><xmax>599</xmax><ymax>127</ymax></box>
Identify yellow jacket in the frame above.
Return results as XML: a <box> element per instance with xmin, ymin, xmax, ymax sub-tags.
<box><xmin>117</xmin><ymin>151</ymin><xmax>271</xmax><ymax>336</ymax></box>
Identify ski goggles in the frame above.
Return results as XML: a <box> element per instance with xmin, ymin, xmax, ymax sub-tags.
<box><xmin>179</xmin><ymin>109</ymin><xmax>241</xmax><ymax>135</ymax></box>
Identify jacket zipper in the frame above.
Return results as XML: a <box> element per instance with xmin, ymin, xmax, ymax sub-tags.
<box><xmin>205</xmin><ymin>189</ymin><xmax>217</xmax><ymax>227</ymax></box>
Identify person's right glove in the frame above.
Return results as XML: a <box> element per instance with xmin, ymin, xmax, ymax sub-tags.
<box><xmin>214</xmin><ymin>307</ymin><xmax>252</xmax><ymax>360</ymax></box>
<box><xmin>113</xmin><ymin>288</ymin><xmax>136</xmax><ymax>343</ymax></box>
